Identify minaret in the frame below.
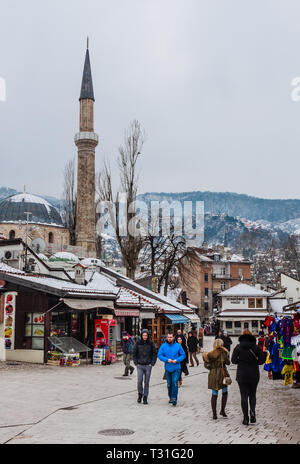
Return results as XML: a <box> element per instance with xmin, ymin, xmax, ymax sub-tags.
<box><xmin>75</xmin><ymin>40</ymin><xmax>98</xmax><ymax>254</ymax></box>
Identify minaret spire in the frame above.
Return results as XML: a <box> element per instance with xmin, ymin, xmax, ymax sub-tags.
<box><xmin>79</xmin><ymin>39</ymin><xmax>94</xmax><ymax>102</ymax></box>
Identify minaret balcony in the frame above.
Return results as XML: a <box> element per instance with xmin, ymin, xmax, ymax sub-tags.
<box><xmin>74</xmin><ymin>131</ymin><xmax>99</xmax><ymax>144</ymax></box>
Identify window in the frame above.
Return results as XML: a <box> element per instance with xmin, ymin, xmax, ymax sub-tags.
<box><xmin>204</xmin><ymin>273</ymin><xmax>208</xmax><ymax>282</ymax></box>
<box><xmin>248</xmin><ymin>298</ymin><xmax>255</xmax><ymax>309</ymax></box>
<box><xmin>49</xmin><ymin>232</ymin><xmax>54</xmax><ymax>243</ymax></box>
<box><xmin>256</xmin><ymin>298</ymin><xmax>263</xmax><ymax>309</ymax></box>
<box><xmin>9</xmin><ymin>230</ymin><xmax>15</xmax><ymax>240</ymax></box>
<box><xmin>205</xmin><ymin>287</ymin><xmax>209</xmax><ymax>297</ymax></box>
<box><xmin>204</xmin><ymin>302</ymin><xmax>209</xmax><ymax>311</ymax></box>
<box><xmin>239</xmin><ymin>268</ymin><xmax>243</xmax><ymax>278</ymax></box>
<box><xmin>221</xmin><ymin>268</ymin><xmax>226</xmax><ymax>275</ymax></box>
<box><xmin>225</xmin><ymin>321</ymin><xmax>232</xmax><ymax>329</ymax></box>
<box><xmin>221</xmin><ymin>281</ymin><xmax>226</xmax><ymax>291</ymax></box>
<box><xmin>234</xmin><ymin>321</ymin><xmax>241</xmax><ymax>328</ymax></box>
<box><xmin>252</xmin><ymin>321</ymin><xmax>258</xmax><ymax>328</ymax></box>
<box><xmin>24</xmin><ymin>313</ymin><xmax>45</xmax><ymax>350</ymax></box>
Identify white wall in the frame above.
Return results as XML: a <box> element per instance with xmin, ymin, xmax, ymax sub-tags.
<box><xmin>281</xmin><ymin>274</ymin><xmax>300</xmax><ymax>304</ymax></box>
<box><xmin>222</xmin><ymin>296</ymin><xmax>267</xmax><ymax>310</ymax></box>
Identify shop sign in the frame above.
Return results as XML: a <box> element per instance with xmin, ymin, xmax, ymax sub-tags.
<box><xmin>4</xmin><ymin>292</ymin><xmax>17</xmax><ymax>350</ymax></box>
<box><xmin>226</xmin><ymin>297</ymin><xmax>246</xmax><ymax>304</ymax></box>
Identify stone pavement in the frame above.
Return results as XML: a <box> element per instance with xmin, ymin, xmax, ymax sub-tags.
<box><xmin>0</xmin><ymin>337</ymin><xmax>299</xmax><ymax>444</ymax></box>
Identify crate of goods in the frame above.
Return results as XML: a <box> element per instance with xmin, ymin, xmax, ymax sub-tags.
<box><xmin>47</xmin><ymin>351</ymin><xmax>61</xmax><ymax>366</ymax></box>
<box><xmin>61</xmin><ymin>352</ymin><xmax>80</xmax><ymax>367</ymax></box>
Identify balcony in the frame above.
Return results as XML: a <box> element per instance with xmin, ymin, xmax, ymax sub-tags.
<box><xmin>212</xmin><ymin>274</ymin><xmax>231</xmax><ymax>279</ymax></box>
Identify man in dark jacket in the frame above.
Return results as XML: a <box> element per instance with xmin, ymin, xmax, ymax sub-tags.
<box><xmin>187</xmin><ymin>331</ymin><xmax>199</xmax><ymax>366</ymax></box>
<box><xmin>132</xmin><ymin>329</ymin><xmax>157</xmax><ymax>404</ymax></box>
<box><xmin>231</xmin><ymin>330</ymin><xmax>266</xmax><ymax>425</ymax></box>
<box><xmin>120</xmin><ymin>331</ymin><xmax>135</xmax><ymax>376</ymax></box>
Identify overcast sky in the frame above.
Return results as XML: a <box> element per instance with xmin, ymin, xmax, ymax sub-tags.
<box><xmin>1</xmin><ymin>0</ymin><xmax>300</xmax><ymax>200</ymax></box>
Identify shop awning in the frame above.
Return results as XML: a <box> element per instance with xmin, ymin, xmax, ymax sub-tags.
<box><xmin>183</xmin><ymin>312</ymin><xmax>201</xmax><ymax>323</ymax></box>
<box><xmin>114</xmin><ymin>309</ymin><xmax>140</xmax><ymax>317</ymax></box>
<box><xmin>165</xmin><ymin>314</ymin><xmax>189</xmax><ymax>324</ymax></box>
<box><xmin>62</xmin><ymin>298</ymin><xmax>114</xmax><ymax>310</ymax></box>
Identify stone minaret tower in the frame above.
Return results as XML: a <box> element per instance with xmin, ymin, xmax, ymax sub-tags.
<box><xmin>75</xmin><ymin>41</ymin><xmax>98</xmax><ymax>254</ymax></box>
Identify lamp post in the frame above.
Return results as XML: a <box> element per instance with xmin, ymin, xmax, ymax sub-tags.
<box><xmin>24</xmin><ymin>212</ymin><xmax>32</xmax><ymax>271</ymax></box>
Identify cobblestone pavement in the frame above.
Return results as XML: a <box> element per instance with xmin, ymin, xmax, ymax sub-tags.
<box><xmin>0</xmin><ymin>337</ymin><xmax>299</xmax><ymax>444</ymax></box>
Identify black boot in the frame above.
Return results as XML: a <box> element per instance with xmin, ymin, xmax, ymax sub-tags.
<box><xmin>143</xmin><ymin>396</ymin><xmax>148</xmax><ymax>404</ymax></box>
<box><xmin>123</xmin><ymin>367</ymin><xmax>129</xmax><ymax>376</ymax></box>
<box><xmin>242</xmin><ymin>416</ymin><xmax>249</xmax><ymax>425</ymax></box>
<box><xmin>130</xmin><ymin>366</ymin><xmax>135</xmax><ymax>375</ymax></box>
<box><xmin>220</xmin><ymin>392</ymin><xmax>228</xmax><ymax>417</ymax></box>
<box><xmin>211</xmin><ymin>395</ymin><xmax>217</xmax><ymax>420</ymax></box>
<box><xmin>250</xmin><ymin>411</ymin><xmax>256</xmax><ymax>423</ymax></box>
<box><xmin>137</xmin><ymin>394</ymin><xmax>142</xmax><ymax>403</ymax></box>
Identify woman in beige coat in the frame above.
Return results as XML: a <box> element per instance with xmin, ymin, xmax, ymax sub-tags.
<box><xmin>203</xmin><ymin>339</ymin><xmax>230</xmax><ymax>420</ymax></box>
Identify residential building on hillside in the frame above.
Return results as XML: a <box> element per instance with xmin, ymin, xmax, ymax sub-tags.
<box><xmin>178</xmin><ymin>247</ymin><xmax>252</xmax><ymax>322</ymax></box>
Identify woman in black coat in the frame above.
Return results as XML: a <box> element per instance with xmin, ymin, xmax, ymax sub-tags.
<box><xmin>187</xmin><ymin>331</ymin><xmax>199</xmax><ymax>366</ymax></box>
<box><xmin>231</xmin><ymin>330</ymin><xmax>266</xmax><ymax>425</ymax></box>
<box><xmin>177</xmin><ymin>335</ymin><xmax>189</xmax><ymax>386</ymax></box>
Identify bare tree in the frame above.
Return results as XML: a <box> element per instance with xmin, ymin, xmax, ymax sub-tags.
<box><xmin>62</xmin><ymin>158</ymin><xmax>76</xmax><ymax>245</ymax></box>
<box><xmin>96</xmin><ymin>120</ymin><xmax>146</xmax><ymax>279</ymax></box>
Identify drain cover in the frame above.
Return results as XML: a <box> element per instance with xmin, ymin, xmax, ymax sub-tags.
<box><xmin>98</xmin><ymin>429</ymin><xmax>135</xmax><ymax>436</ymax></box>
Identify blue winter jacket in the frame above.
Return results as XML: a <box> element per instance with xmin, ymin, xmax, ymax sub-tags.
<box><xmin>158</xmin><ymin>341</ymin><xmax>186</xmax><ymax>372</ymax></box>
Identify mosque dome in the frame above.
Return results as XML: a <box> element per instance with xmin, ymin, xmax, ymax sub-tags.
<box><xmin>0</xmin><ymin>193</ymin><xmax>64</xmax><ymax>227</ymax></box>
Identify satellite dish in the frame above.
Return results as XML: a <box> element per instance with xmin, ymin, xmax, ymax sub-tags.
<box><xmin>31</xmin><ymin>238</ymin><xmax>46</xmax><ymax>254</ymax></box>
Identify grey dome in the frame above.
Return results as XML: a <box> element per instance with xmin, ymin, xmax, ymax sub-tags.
<box><xmin>0</xmin><ymin>193</ymin><xmax>63</xmax><ymax>227</ymax></box>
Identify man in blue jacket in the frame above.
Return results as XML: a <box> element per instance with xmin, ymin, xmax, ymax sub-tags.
<box><xmin>158</xmin><ymin>332</ymin><xmax>186</xmax><ymax>406</ymax></box>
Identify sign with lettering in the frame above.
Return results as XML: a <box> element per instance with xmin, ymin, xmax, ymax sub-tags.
<box><xmin>4</xmin><ymin>292</ymin><xmax>17</xmax><ymax>350</ymax></box>
<box><xmin>226</xmin><ymin>297</ymin><xmax>246</xmax><ymax>304</ymax></box>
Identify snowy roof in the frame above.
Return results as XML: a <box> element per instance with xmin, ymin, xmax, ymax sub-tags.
<box><xmin>219</xmin><ymin>283</ymin><xmax>271</xmax><ymax>297</ymax></box>
<box><xmin>0</xmin><ymin>193</ymin><xmax>63</xmax><ymax>227</ymax></box>
<box><xmin>195</xmin><ymin>252</ymin><xmax>213</xmax><ymax>262</ymax></box>
<box><xmin>50</xmin><ymin>252</ymin><xmax>79</xmax><ymax>263</ymax></box>
<box><xmin>217</xmin><ymin>311</ymin><xmax>269</xmax><ymax>318</ymax></box>
<box><xmin>86</xmin><ymin>272</ymin><xmax>118</xmax><ymax>295</ymax></box>
<box><xmin>0</xmin><ymin>262</ymin><xmax>25</xmax><ymax>275</ymax></box>
<box><xmin>80</xmin><ymin>257</ymin><xmax>105</xmax><ymax>267</ymax></box>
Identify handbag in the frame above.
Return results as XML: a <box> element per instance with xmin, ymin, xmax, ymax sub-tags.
<box><xmin>222</xmin><ymin>363</ymin><xmax>232</xmax><ymax>385</ymax></box>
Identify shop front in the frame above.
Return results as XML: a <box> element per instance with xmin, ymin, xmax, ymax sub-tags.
<box><xmin>147</xmin><ymin>313</ymin><xmax>190</xmax><ymax>348</ymax></box>
<box><xmin>113</xmin><ymin>308</ymin><xmax>140</xmax><ymax>354</ymax></box>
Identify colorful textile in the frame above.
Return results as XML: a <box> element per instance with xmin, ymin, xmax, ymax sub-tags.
<box><xmin>281</xmin><ymin>364</ymin><xmax>294</xmax><ymax>386</ymax></box>
<box><xmin>282</xmin><ymin>346</ymin><xmax>295</xmax><ymax>361</ymax></box>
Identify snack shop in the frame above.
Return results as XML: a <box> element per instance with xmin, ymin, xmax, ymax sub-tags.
<box><xmin>0</xmin><ymin>266</ymin><xmax>118</xmax><ymax>364</ymax></box>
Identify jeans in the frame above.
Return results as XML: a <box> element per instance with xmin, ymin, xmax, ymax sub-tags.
<box><xmin>137</xmin><ymin>365</ymin><xmax>152</xmax><ymax>397</ymax></box>
<box><xmin>165</xmin><ymin>369</ymin><xmax>181</xmax><ymax>402</ymax></box>
<box><xmin>238</xmin><ymin>380</ymin><xmax>258</xmax><ymax>417</ymax></box>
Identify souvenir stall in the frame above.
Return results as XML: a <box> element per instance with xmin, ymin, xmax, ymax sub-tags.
<box><xmin>263</xmin><ymin>309</ymin><xmax>300</xmax><ymax>388</ymax></box>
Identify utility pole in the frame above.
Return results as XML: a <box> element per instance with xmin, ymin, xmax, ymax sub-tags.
<box><xmin>24</xmin><ymin>211</ymin><xmax>32</xmax><ymax>272</ymax></box>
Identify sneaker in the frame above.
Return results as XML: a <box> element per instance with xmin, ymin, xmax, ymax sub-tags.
<box><xmin>172</xmin><ymin>401</ymin><xmax>177</xmax><ymax>406</ymax></box>
<box><xmin>169</xmin><ymin>398</ymin><xmax>173</xmax><ymax>403</ymax></box>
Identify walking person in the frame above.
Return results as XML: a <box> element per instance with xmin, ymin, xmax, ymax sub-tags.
<box><xmin>120</xmin><ymin>331</ymin><xmax>135</xmax><ymax>376</ymax></box>
<box><xmin>175</xmin><ymin>328</ymin><xmax>186</xmax><ymax>346</ymax></box>
<box><xmin>187</xmin><ymin>331</ymin><xmax>199</xmax><ymax>366</ymax></box>
<box><xmin>198</xmin><ymin>327</ymin><xmax>204</xmax><ymax>352</ymax></box>
<box><xmin>158</xmin><ymin>332</ymin><xmax>186</xmax><ymax>406</ymax></box>
<box><xmin>203</xmin><ymin>338</ymin><xmax>230</xmax><ymax>420</ymax></box>
<box><xmin>176</xmin><ymin>335</ymin><xmax>189</xmax><ymax>387</ymax></box>
<box><xmin>132</xmin><ymin>329</ymin><xmax>157</xmax><ymax>404</ymax></box>
<box><xmin>231</xmin><ymin>329</ymin><xmax>266</xmax><ymax>425</ymax></box>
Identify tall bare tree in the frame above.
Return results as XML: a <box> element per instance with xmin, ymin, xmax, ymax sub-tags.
<box><xmin>96</xmin><ymin>120</ymin><xmax>146</xmax><ymax>279</ymax></box>
<box><xmin>62</xmin><ymin>158</ymin><xmax>76</xmax><ymax>245</ymax></box>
